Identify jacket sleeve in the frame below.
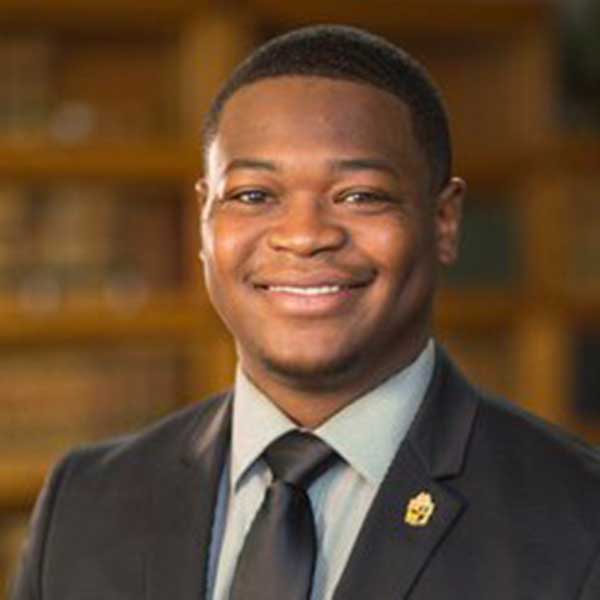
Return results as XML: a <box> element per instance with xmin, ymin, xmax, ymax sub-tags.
<box><xmin>9</xmin><ymin>454</ymin><xmax>73</xmax><ymax>600</ymax></box>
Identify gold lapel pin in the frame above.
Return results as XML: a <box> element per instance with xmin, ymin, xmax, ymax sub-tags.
<box><xmin>405</xmin><ymin>491</ymin><xmax>435</xmax><ymax>527</ymax></box>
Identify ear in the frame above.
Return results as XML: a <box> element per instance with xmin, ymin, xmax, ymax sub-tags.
<box><xmin>434</xmin><ymin>177</ymin><xmax>466</xmax><ymax>266</ymax></box>
<box><xmin>195</xmin><ymin>178</ymin><xmax>209</xmax><ymax>211</ymax></box>
<box><xmin>195</xmin><ymin>178</ymin><xmax>209</xmax><ymax>261</ymax></box>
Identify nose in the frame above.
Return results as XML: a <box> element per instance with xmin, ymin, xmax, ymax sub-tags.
<box><xmin>267</xmin><ymin>197</ymin><xmax>347</xmax><ymax>257</ymax></box>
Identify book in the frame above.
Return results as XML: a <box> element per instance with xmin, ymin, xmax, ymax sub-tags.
<box><xmin>55</xmin><ymin>37</ymin><xmax>174</xmax><ymax>141</ymax></box>
<box><xmin>119</xmin><ymin>185</ymin><xmax>183</xmax><ymax>292</ymax></box>
<box><xmin>0</xmin><ymin>34</ymin><xmax>53</xmax><ymax>140</ymax></box>
<box><xmin>8</xmin><ymin>182</ymin><xmax>183</xmax><ymax>311</ymax></box>
<box><xmin>35</xmin><ymin>184</ymin><xmax>120</xmax><ymax>297</ymax></box>
<box><xmin>0</xmin><ymin>32</ymin><xmax>174</xmax><ymax>143</ymax></box>
<box><xmin>0</xmin><ymin>185</ymin><xmax>31</xmax><ymax>294</ymax></box>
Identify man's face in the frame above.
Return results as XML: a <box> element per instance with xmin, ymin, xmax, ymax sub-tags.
<box><xmin>200</xmin><ymin>76</ymin><xmax>463</xmax><ymax>391</ymax></box>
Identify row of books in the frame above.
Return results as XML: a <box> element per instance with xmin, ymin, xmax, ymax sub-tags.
<box><xmin>0</xmin><ymin>34</ymin><xmax>174</xmax><ymax>143</ymax></box>
<box><xmin>2</xmin><ymin>344</ymin><xmax>185</xmax><ymax>456</ymax></box>
<box><xmin>0</xmin><ymin>182</ymin><xmax>183</xmax><ymax>312</ymax></box>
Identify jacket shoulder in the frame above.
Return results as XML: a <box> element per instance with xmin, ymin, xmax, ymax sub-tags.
<box><xmin>60</xmin><ymin>391</ymin><xmax>231</xmax><ymax>491</ymax></box>
<box><xmin>476</xmin><ymin>392</ymin><xmax>600</xmax><ymax>481</ymax></box>
<box><xmin>466</xmin><ymin>390</ymin><xmax>600</xmax><ymax>540</ymax></box>
<box><xmin>11</xmin><ymin>393</ymin><xmax>231</xmax><ymax>600</ymax></box>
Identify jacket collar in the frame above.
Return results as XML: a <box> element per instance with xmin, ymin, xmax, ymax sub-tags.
<box><xmin>408</xmin><ymin>344</ymin><xmax>479</xmax><ymax>479</ymax></box>
<box><xmin>147</xmin><ymin>394</ymin><xmax>232</xmax><ymax>600</ymax></box>
<box><xmin>333</xmin><ymin>345</ymin><xmax>480</xmax><ymax>599</ymax></box>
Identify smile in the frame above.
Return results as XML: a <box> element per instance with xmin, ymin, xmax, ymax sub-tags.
<box><xmin>266</xmin><ymin>284</ymin><xmax>349</xmax><ymax>296</ymax></box>
<box><xmin>251</xmin><ymin>278</ymin><xmax>372</xmax><ymax>317</ymax></box>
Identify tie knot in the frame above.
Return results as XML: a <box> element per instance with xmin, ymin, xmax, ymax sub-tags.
<box><xmin>264</xmin><ymin>431</ymin><xmax>337</xmax><ymax>489</ymax></box>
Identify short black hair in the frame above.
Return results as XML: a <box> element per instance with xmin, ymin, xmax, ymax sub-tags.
<box><xmin>203</xmin><ymin>24</ymin><xmax>452</xmax><ymax>191</ymax></box>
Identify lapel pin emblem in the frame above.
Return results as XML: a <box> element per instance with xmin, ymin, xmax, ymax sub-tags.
<box><xmin>405</xmin><ymin>491</ymin><xmax>435</xmax><ymax>527</ymax></box>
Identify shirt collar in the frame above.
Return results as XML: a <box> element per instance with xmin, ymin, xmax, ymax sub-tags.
<box><xmin>230</xmin><ymin>339</ymin><xmax>435</xmax><ymax>490</ymax></box>
<box><xmin>230</xmin><ymin>370</ymin><xmax>296</xmax><ymax>490</ymax></box>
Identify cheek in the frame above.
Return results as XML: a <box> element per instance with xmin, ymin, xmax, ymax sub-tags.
<box><xmin>202</xmin><ymin>216</ymin><xmax>252</xmax><ymax>277</ymax></box>
<box><xmin>354</xmin><ymin>222</ymin><xmax>418</xmax><ymax>274</ymax></box>
<box><xmin>354</xmin><ymin>219</ymin><xmax>436</xmax><ymax>303</ymax></box>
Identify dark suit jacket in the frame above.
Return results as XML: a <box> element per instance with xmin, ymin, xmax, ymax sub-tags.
<box><xmin>12</xmin><ymin>349</ymin><xmax>600</xmax><ymax>599</ymax></box>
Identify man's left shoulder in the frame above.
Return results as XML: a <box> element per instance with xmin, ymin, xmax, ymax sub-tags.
<box><xmin>473</xmin><ymin>391</ymin><xmax>600</xmax><ymax>498</ymax></box>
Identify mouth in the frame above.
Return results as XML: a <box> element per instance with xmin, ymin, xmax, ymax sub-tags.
<box><xmin>256</xmin><ymin>282</ymin><xmax>368</xmax><ymax>296</ymax></box>
<box><xmin>250</xmin><ymin>273</ymin><xmax>373</xmax><ymax>316</ymax></box>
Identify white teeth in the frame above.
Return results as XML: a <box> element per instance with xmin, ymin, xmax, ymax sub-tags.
<box><xmin>268</xmin><ymin>285</ymin><xmax>343</xmax><ymax>296</ymax></box>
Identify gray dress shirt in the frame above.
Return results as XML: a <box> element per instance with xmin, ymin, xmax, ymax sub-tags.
<box><xmin>207</xmin><ymin>339</ymin><xmax>435</xmax><ymax>600</ymax></box>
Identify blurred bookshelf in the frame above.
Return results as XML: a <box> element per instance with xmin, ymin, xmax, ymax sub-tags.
<box><xmin>0</xmin><ymin>4</ymin><xmax>250</xmax><ymax>593</ymax></box>
<box><xmin>2</xmin><ymin>0</ymin><xmax>600</xmax><ymax>594</ymax></box>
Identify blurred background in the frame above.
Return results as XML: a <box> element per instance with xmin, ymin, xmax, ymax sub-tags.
<box><xmin>1</xmin><ymin>0</ymin><xmax>600</xmax><ymax>593</ymax></box>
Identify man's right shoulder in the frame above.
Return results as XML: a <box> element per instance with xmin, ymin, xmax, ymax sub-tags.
<box><xmin>10</xmin><ymin>393</ymin><xmax>232</xmax><ymax>600</ymax></box>
<box><xmin>55</xmin><ymin>391</ymin><xmax>232</xmax><ymax>493</ymax></box>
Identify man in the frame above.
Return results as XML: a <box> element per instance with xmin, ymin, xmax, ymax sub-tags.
<box><xmin>13</xmin><ymin>25</ymin><xmax>600</xmax><ymax>600</ymax></box>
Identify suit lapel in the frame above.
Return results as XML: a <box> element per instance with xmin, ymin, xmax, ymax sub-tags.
<box><xmin>147</xmin><ymin>394</ymin><xmax>232</xmax><ymax>600</ymax></box>
<box><xmin>333</xmin><ymin>348</ymin><xmax>479</xmax><ymax>599</ymax></box>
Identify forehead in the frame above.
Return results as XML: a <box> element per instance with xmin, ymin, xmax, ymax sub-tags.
<box><xmin>209</xmin><ymin>76</ymin><xmax>425</xmax><ymax>173</ymax></box>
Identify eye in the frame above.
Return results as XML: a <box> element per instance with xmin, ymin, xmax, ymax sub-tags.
<box><xmin>229</xmin><ymin>189</ymin><xmax>271</xmax><ymax>205</ymax></box>
<box><xmin>232</xmin><ymin>190</ymin><xmax>266</xmax><ymax>204</ymax></box>
<box><xmin>338</xmin><ymin>189</ymin><xmax>393</xmax><ymax>206</ymax></box>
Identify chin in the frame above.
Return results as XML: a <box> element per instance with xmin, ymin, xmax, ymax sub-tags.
<box><xmin>259</xmin><ymin>346</ymin><xmax>363</xmax><ymax>388</ymax></box>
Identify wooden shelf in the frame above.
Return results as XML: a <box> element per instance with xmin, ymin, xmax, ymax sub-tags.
<box><xmin>554</xmin><ymin>134</ymin><xmax>600</xmax><ymax>175</ymax></box>
<box><xmin>0</xmin><ymin>287</ymin><xmax>526</xmax><ymax>346</ymax></box>
<box><xmin>456</xmin><ymin>134</ymin><xmax>600</xmax><ymax>186</ymax></box>
<box><xmin>455</xmin><ymin>146</ymin><xmax>540</xmax><ymax>188</ymax></box>
<box><xmin>0</xmin><ymin>291</ymin><xmax>214</xmax><ymax>346</ymax></box>
<box><xmin>0</xmin><ymin>0</ymin><xmax>209</xmax><ymax>33</ymax></box>
<box><xmin>0</xmin><ymin>141</ymin><xmax>200</xmax><ymax>180</ymax></box>
<box><xmin>565</xmin><ymin>287</ymin><xmax>600</xmax><ymax>328</ymax></box>
<box><xmin>0</xmin><ymin>0</ymin><xmax>551</xmax><ymax>34</ymax></box>
<box><xmin>0</xmin><ymin>455</ymin><xmax>49</xmax><ymax>510</ymax></box>
<box><xmin>0</xmin><ymin>139</ymin><xmax>562</xmax><ymax>187</ymax></box>
<box><xmin>0</xmin><ymin>289</ymin><xmax>566</xmax><ymax>345</ymax></box>
<box><xmin>435</xmin><ymin>288</ymin><xmax>517</xmax><ymax>331</ymax></box>
<box><xmin>437</xmin><ymin>285</ymin><xmax>600</xmax><ymax>331</ymax></box>
<box><xmin>4</xmin><ymin>136</ymin><xmax>591</xmax><ymax>186</ymax></box>
<box><xmin>250</xmin><ymin>0</ymin><xmax>552</xmax><ymax>35</ymax></box>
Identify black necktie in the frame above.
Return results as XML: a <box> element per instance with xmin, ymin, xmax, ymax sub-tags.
<box><xmin>229</xmin><ymin>431</ymin><xmax>338</xmax><ymax>600</ymax></box>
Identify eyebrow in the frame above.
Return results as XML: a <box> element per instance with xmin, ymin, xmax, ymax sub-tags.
<box><xmin>224</xmin><ymin>158</ymin><xmax>277</xmax><ymax>174</ymax></box>
<box><xmin>222</xmin><ymin>157</ymin><xmax>399</xmax><ymax>177</ymax></box>
<box><xmin>329</xmin><ymin>158</ymin><xmax>399</xmax><ymax>178</ymax></box>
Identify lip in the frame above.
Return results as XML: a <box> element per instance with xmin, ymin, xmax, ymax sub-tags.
<box><xmin>250</xmin><ymin>270</ymin><xmax>374</xmax><ymax>316</ymax></box>
<box><xmin>251</xmin><ymin>270</ymin><xmax>375</xmax><ymax>290</ymax></box>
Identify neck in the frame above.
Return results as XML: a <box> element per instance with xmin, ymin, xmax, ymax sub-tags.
<box><xmin>241</xmin><ymin>335</ymin><xmax>430</xmax><ymax>429</ymax></box>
